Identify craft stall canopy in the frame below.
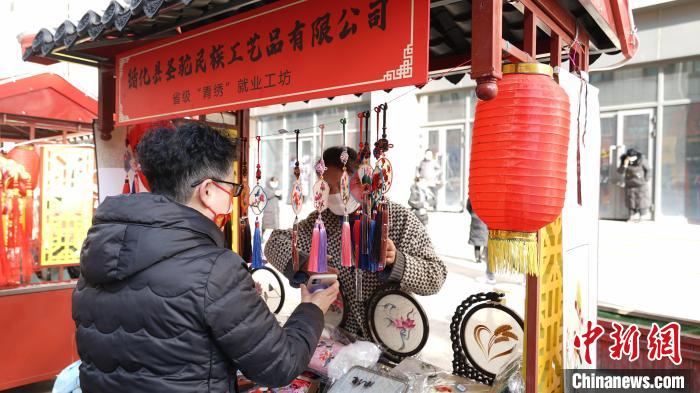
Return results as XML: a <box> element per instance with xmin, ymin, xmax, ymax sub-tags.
<box><xmin>22</xmin><ymin>0</ymin><xmax>636</xmax><ymax>139</ymax></box>
<box><xmin>19</xmin><ymin>1</ymin><xmax>637</xmax><ymax>392</ymax></box>
<box><xmin>0</xmin><ymin>73</ymin><xmax>97</xmax><ymax>143</ymax></box>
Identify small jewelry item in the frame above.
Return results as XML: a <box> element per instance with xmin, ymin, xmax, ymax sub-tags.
<box><xmin>340</xmin><ymin>118</ymin><xmax>353</xmax><ymax>269</ymax></box>
<box><xmin>239</xmin><ymin>137</ymin><xmax>252</xmax><ymax>263</ymax></box>
<box><xmin>308</xmin><ymin>124</ymin><xmax>329</xmax><ymax>273</ymax></box>
<box><xmin>290</xmin><ymin>129</ymin><xmax>303</xmax><ymax>272</ymax></box>
<box><xmin>249</xmin><ymin>135</ymin><xmax>268</xmax><ymax>269</ymax></box>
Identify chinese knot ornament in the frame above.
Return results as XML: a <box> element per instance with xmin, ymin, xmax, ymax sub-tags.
<box><xmin>469</xmin><ymin>63</ymin><xmax>570</xmax><ymax>276</ymax></box>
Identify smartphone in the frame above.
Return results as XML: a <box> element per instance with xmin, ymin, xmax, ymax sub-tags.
<box><xmin>307</xmin><ymin>274</ymin><xmax>338</xmax><ymax>293</ymax></box>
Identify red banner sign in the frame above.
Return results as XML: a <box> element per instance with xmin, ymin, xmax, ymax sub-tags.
<box><xmin>116</xmin><ymin>0</ymin><xmax>429</xmax><ymax>125</ymax></box>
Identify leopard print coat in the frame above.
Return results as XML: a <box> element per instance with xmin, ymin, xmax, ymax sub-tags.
<box><xmin>264</xmin><ymin>201</ymin><xmax>447</xmax><ymax>339</ymax></box>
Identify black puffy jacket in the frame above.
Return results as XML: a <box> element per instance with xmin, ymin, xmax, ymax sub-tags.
<box><xmin>73</xmin><ymin>193</ymin><xmax>323</xmax><ymax>392</ymax></box>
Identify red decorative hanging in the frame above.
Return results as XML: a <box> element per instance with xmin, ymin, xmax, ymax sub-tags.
<box><xmin>469</xmin><ymin>63</ymin><xmax>570</xmax><ymax>275</ymax></box>
<box><xmin>7</xmin><ymin>147</ymin><xmax>40</xmax><ymax>189</ymax></box>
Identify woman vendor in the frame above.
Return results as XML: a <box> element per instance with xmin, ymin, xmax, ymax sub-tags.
<box><xmin>265</xmin><ymin>146</ymin><xmax>447</xmax><ymax>339</ymax></box>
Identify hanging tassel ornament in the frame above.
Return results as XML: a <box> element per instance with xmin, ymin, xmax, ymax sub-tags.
<box><xmin>239</xmin><ymin>137</ymin><xmax>252</xmax><ymax>261</ymax></box>
<box><xmin>249</xmin><ymin>136</ymin><xmax>268</xmax><ymax>269</ymax></box>
<box><xmin>310</xmin><ymin>124</ymin><xmax>330</xmax><ymax>273</ymax></box>
<box><xmin>339</xmin><ymin>118</ymin><xmax>353</xmax><ymax>268</ymax></box>
<box><xmin>290</xmin><ymin>129</ymin><xmax>304</xmax><ymax>272</ymax></box>
<box><xmin>373</xmin><ymin>103</ymin><xmax>393</xmax><ymax>271</ymax></box>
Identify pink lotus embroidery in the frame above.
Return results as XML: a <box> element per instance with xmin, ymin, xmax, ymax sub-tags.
<box><xmin>381</xmin><ymin>303</ymin><xmax>417</xmax><ymax>351</ymax></box>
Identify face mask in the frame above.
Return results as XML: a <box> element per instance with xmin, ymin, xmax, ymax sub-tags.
<box><xmin>206</xmin><ymin>182</ymin><xmax>234</xmax><ymax>230</ymax></box>
<box><xmin>327</xmin><ymin>193</ymin><xmax>360</xmax><ymax>216</ymax></box>
<box><xmin>269</xmin><ymin>181</ymin><xmax>279</xmax><ymax>188</ymax></box>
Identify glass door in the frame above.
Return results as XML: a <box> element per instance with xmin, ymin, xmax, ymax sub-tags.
<box><xmin>423</xmin><ymin>126</ymin><xmax>466</xmax><ymax>212</ymax></box>
<box><xmin>599</xmin><ymin>110</ymin><xmax>655</xmax><ymax>220</ymax></box>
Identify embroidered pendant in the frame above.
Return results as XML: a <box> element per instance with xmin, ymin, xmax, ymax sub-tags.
<box><xmin>249</xmin><ymin>184</ymin><xmax>268</xmax><ymax>216</ymax></box>
<box><xmin>291</xmin><ymin>181</ymin><xmax>303</xmax><ymax>215</ymax></box>
<box><xmin>313</xmin><ymin>179</ymin><xmax>330</xmax><ymax>213</ymax></box>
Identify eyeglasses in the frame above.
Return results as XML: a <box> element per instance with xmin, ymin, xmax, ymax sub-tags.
<box><xmin>190</xmin><ymin>178</ymin><xmax>244</xmax><ymax>197</ymax></box>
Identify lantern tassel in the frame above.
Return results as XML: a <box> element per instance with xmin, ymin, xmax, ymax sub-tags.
<box><xmin>308</xmin><ymin>222</ymin><xmax>320</xmax><ymax>273</ymax></box>
<box><xmin>251</xmin><ymin>219</ymin><xmax>263</xmax><ymax>269</ymax></box>
<box><xmin>487</xmin><ymin>230</ymin><xmax>540</xmax><ymax>276</ymax></box>
<box><xmin>341</xmin><ymin>216</ymin><xmax>352</xmax><ymax>268</ymax></box>
<box><xmin>317</xmin><ymin>222</ymin><xmax>327</xmax><ymax>273</ymax></box>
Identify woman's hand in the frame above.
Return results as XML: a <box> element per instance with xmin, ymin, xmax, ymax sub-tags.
<box><xmin>301</xmin><ymin>281</ymin><xmax>340</xmax><ymax>314</ymax></box>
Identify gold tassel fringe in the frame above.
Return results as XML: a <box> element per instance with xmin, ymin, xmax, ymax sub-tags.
<box><xmin>487</xmin><ymin>230</ymin><xmax>540</xmax><ymax>276</ymax></box>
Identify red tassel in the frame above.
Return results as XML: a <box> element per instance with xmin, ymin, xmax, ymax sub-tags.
<box><xmin>353</xmin><ymin>218</ymin><xmax>361</xmax><ymax>268</ymax></box>
<box><xmin>24</xmin><ymin>188</ymin><xmax>33</xmax><ymax>244</ymax></box>
<box><xmin>308</xmin><ymin>223</ymin><xmax>320</xmax><ymax>273</ymax></box>
<box><xmin>341</xmin><ymin>218</ymin><xmax>352</xmax><ymax>268</ymax></box>
<box><xmin>122</xmin><ymin>173</ymin><xmax>130</xmax><ymax>194</ymax></box>
<box><xmin>134</xmin><ymin>175</ymin><xmax>141</xmax><ymax>193</ymax></box>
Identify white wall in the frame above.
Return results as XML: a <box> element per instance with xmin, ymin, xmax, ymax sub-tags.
<box><xmin>0</xmin><ymin>0</ymin><xmax>98</xmax><ymax>97</ymax></box>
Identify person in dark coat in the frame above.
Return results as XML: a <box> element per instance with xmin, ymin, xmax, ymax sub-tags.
<box><xmin>72</xmin><ymin>122</ymin><xmax>339</xmax><ymax>393</ymax></box>
<box><xmin>408</xmin><ymin>176</ymin><xmax>429</xmax><ymax>226</ymax></box>
<box><xmin>618</xmin><ymin>148</ymin><xmax>652</xmax><ymax>221</ymax></box>
<box><xmin>467</xmin><ymin>199</ymin><xmax>494</xmax><ymax>283</ymax></box>
<box><xmin>262</xmin><ymin>176</ymin><xmax>282</xmax><ymax>234</ymax></box>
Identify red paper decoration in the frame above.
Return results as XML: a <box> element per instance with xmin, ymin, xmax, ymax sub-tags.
<box><xmin>469</xmin><ymin>64</ymin><xmax>570</xmax><ymax>275</ymax></box>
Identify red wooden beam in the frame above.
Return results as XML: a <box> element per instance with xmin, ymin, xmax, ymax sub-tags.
<box><xmin>550</xmin><ymin>33</ymin><xmax>563</xmax><ymax>69</ymax></box>
<box><xmin>609</xmin><ymin>0</ymin><xmax>639</xmax><ymax>59</ymax></box>
<box><xmin>470</xmin><ymin>0</ymin><xmax>502</xmax><ymax>101</ymax></box>
<box><xmin>524</xmin><ymin>9</ymin><xmax>538</xmax><ymax>58</ymax></box>
<box><xmin>502</xmin><ymin>39</ymin><xmax>534</xmax><ymax>64</ymax></box>
<box><xmin>519</xmin><ymin>0</ymin><xmax>590</xmax><ymax>49</ymax></box>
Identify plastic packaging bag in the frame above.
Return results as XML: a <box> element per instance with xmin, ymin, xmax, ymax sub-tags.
<box><xmin>52</xmin><ymin>360</ymin><xmax>82</xmax><ymax>393</ymax></box>
<box><xmin>327</xmin><ymin>341</ymin><xmax>381</xmax><ymax>382</ymax></box>
<box><xmin>489</xmin><ymin>351</ymin><xmax>524</xmax><ymax>393</ymax></box>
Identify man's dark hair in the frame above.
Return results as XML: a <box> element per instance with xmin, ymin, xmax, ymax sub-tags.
<box><xmin>322</xmin><ymin>146</ymin><xmax>358</xmax><ymax>173</ymax></box>
<box><xmin>137</xmin><ymin>122</ymin><xmax>237</xmax><ymax>203</ymax></box>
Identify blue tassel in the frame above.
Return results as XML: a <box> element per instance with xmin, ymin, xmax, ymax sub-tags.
<box><xmin>252</xmin><ymin>219</ymin><xmax>264</xmax><ymax>269</ymax></box>
<box><xmin>317</xmin><ymin>222</ymin><xmax>328</xmax><ymax>273</ymax></box>
<box><xmin>369</xmin><ymin>219</ymin><xmax>377</xmax><ymax>272</ymax></box>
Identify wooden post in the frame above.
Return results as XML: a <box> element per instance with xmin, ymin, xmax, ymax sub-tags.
<box><xmin>525</xmin><ymin>275</ymin><xmax>541</xmax><ymax>393</ymax></box>
<box><xmin>470</xmin><ymin>0</ymin><xmax>502</xmax><ymax>100</ymax></box>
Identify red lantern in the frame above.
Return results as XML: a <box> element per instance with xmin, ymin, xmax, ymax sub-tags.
<box><xmin>469</xmin><ymin>63</ymin><xmax>570</xmax><ymax>275</ymax></box>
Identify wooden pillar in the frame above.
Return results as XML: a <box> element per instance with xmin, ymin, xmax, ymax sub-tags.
<box><xmin>550</xmin><ymin>33</ymin><xmax>562</xmax><ymax>69</ymax></box>
<box><xmin>470</xmin><ymin>0</ymin><xmax>502</xmax><ymax>100</ymax></box>
<box><xmin>97</xmin><ymin>65</ymin><xmax>115</xmax><ymax>141</ymax></box>
<box><xmin>525</xmin><ymin>275</ymin><xmax>540</xmax><ymax>393</ymax></box>
<box><xmin>235</xmin><ymin>109</ymin><xmax>250</xmax><ymax>256</ymax></box>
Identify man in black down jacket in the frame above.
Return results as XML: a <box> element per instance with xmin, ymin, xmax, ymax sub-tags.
<box><xmin>73</xmin><ymin>122</ymin><xmax>339</xmax><ymax>392</ymax></box>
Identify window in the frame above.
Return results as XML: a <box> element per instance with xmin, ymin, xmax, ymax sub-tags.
<box><xmin>590</xmin><ymin>65</ymin><xmax>658</xmax><ymax>107</ymax></box>
<box><xmin>427</xmin><ymin>91</ymin><xmax>468</xmax><ymax>122</ymax></box>
<box><xmin>661</xmin><ymin>104</ymin><xmax>700</xmax><ymax>223</ymax></box>
<box><xmin>261</xmin><ymin>139</ymin><xmax>283</xmax><ymax>186</ymax></box>
<box><xmin>258</xmin><ymin>115</ymin><xmax>284</xmax><ymax>135</ymax></box>
<box><xmin>663</xmin><ymin>60</ymin><xmax>700</xmax><ymax>101</ymax></box>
